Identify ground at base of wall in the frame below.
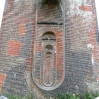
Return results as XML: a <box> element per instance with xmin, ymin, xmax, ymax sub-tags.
<box><xmin>1</xmin><ymin>92</ymin><xmax>99</xmax><ymax>99</ymax></box>
<box><xmin>87</xmin><ymin>82</ymin><xmax>99</xmax><ymax>92</ymax></box>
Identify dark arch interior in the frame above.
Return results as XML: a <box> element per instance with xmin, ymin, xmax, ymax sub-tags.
<box><xmin>46</xmin><ymin>45</ymin><xmax>53</xmax><ymax>50</ymax></box>
<box><xmin>38</xmin><ymin>0</ymin><xmax>62</xmax><ymax>22</ymax></box>
<box><xmin>46</xmin><ymin>52</ymin><xmax>52</xmax><ymax>54</ymax></box>
<box><xmin>46</xmin><ymin>52</ymin><xmax>52</xmax><ymax>55</ymax></box>
<box><xmin>42</xmin><ymin>32</ymin><xmax>56</xmax><ymax>41</ymax></box>
<box><xmin>41</xmin><ymin>0</ymin><xmax>60</xmax><ymax>5</ymax></box>
<box><xmin>46</xmin><ymin>56</ymin><xmax>51</xmax><ymax>59</ymax></box>
<box><xmin>43</xmin><ymin>31</ymin><xmax>55</xmax><ymax>36</ymax></box>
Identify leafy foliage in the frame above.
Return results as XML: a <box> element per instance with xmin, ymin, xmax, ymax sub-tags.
<box><xmin>2</xmin><ymin>92</ymin><xmax>99</xmax><ymax>99</ymax></box>
<box><xmin>55</xmin><ymin>92</ymin><xmax>99</xmax><ymax>99</ymax></box>
<box><xmin>4</xmin><ymin>95</ymin><xmax>32</xmax><ymax>99</ymax></box>
<box><xmin>6</xmin><ymin>95</ymin><xmax>21</xmax><ymax>99</ymax></box>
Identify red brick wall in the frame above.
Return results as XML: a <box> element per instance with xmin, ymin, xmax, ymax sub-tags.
<box><xmin>0</xmin><ymin>0</ymin><xmax>99</xmax><ymax>98</ymax></box>
<box><xmin>0</xmin><ymin>74</ymin><xmax>6</xmax><ymax>93</ymax></box>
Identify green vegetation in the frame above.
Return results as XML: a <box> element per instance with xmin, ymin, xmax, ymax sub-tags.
<box><xmin>4</xmin><ymin>95</ymin><xmax>32</xmax><ymax>99</ymax></box>
<box><xmin>1</xmin><ymin>92</ymin><xmax>99</xmax><ymax>99</ymax></box>
<box><xmin>55</xmin><ymin>92</ymin><xmax>99</xmax><ymax>99</ymax></box>
<box><xmin>7</xmin><ymin>95</ymin><xmax>21</xmax><ymax>99</ymax></box>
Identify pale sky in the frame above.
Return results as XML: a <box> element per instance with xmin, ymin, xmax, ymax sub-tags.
<box><xmin>95</xmin><ymin>0</ymin><xmax>99</xmax><ymax>29</ymax></box>
<box><xmin>0</xmin><ymin>0</ymin><xmax>6</xmax><ymax>28</ymax></box>
<box><xmin>0</xmin><ymin>0</ymin><xmax>99</xmax><ymax>28</ymax></box>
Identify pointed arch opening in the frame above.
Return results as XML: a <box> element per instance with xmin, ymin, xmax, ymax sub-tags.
<box><xmin>32</xmin><ymin>0</ymin><xmax>65</xmax><ymax>91</ymax></box>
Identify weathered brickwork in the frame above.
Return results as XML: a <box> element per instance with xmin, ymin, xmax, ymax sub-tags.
<box><xmin>0</xmin><ymin>74</ymin><xmax>6</xmax><ymax>93</ymax></box>
<box><xmin>0</xmin><ymin>0</ymin><xmax>99</xmax><ymax>98</ymax></box>
<box><xmin>7</xmin><ymin>40</ymin><xmax>22</xmax><ymax>56</ymax></box>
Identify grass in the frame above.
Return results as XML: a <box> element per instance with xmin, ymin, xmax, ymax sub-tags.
<box><xmin>7</xmin><ymin>95</ymin><xmax>21</xmax><ymax>99</ymax></box>
<box><xmin>3</xmin><ymin>95</ymin><xmax>32</xmax><ymax>99</ymax></box>
<box><xmin>56</xmin><ymin>92</ymin><xmax>99</xmax><ymax>99</ymax></box>
<box><xmin>1</xmin><ymin>92</ymin><xmax>99</xmax><ymax>99</ymax></box>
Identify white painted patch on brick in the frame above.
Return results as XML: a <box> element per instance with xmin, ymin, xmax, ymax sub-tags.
<box><xmin>67</xmin><ymin>0</ymin><xmax>92</xmax><ymax>21</ymax></box>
